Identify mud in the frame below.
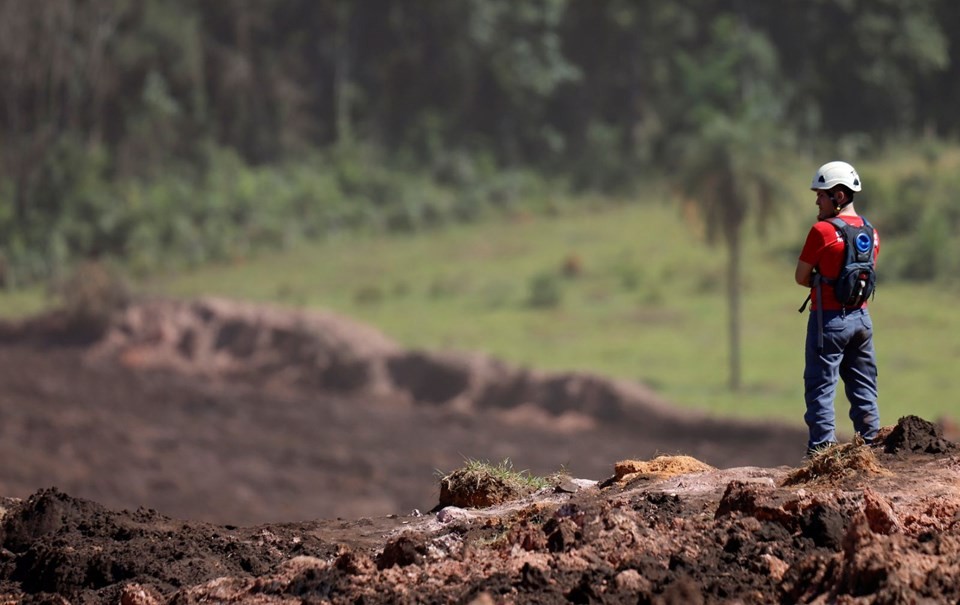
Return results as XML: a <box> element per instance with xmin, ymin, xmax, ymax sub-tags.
<box><xmin>1</xmin><ymin>299</ymin><xmax>958</xmax><ymax>603</ymax></box>
<box><xmin>0</xmin><ymin>298</ymin><xmax>807</xmax><ymax>525</ymax></box>
<box><xmin>2</xmin><ymin>416</ymin><xmax>959</xmax><ymax>603</ymax></box>
<box><xmin>884</xmin><ymin>414</ymin><xmax>959</xmax><ymax>455</ymax></box>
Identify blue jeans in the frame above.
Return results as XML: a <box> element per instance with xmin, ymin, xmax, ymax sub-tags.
<box><xmin>804</xmin><ymin>308</ymin><xmax>880</xmax><ymax>450</ymax></box>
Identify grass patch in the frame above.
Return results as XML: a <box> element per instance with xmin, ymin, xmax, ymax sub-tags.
<box><xmin>782</xmin><ymin>438</ymin><xmax>891</xmax><ymax>487</ymax></box>
<box><xmin>132</xmin><ymin>196</ymin><xmax>957</xmax><ymax>428</ymax></box>
<box><xmin>0</xmin><ymin>286</ymin><xmax>46</xmax><ymax>319</ymax></box>
<box><xmin>3</xmin><ymin>163</ymin><xmax>960</xmax><ymax>430</ymax></box>
<box><xmin>437</xmin><ymin>458</ymin><xmax>554</xmax><ymax>509</ymax></box>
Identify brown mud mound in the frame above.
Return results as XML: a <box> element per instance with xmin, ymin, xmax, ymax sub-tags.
<box><xmin>2</xmin><ymin>414</ymin><xmax>959</xmax><ymax>604</ymax></box>
<box><xmin>612</xmin><ymin>455</ymin><xmax>715</xmax><ymax>485</ymax></box>
<box><xmin>883</xmin><ymin>414</ymin><xmax>960</xmax><ymax>454</ymax></box>
<box><xmin>87</xmin><ymin>297</ymin><xmax>702</xmax><ymax>426</ymax></box>
<box><xmin>0</xmin><ymin>487</ymin><xmax>337</xmax><ymax>604</ymax></box>
<box><xmin>92</xmin><ymin>297</ymin><xmax>403</xmax><ymax>395</ymax></box>
<box><xmin>0</xmin><ymin>297</ymin><xmax>809</xmax><ymax>524</ymax></box>
<box><xmin>437</xmin><ymin>462</ymin><xmax>546</xmax><ymax>509</ymax></box>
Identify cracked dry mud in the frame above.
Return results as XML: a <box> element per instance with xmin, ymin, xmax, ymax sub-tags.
<box><xmin>1</xmin><ymin>300</ymin><xmax>958</xmax><ymax>603</ymax></box>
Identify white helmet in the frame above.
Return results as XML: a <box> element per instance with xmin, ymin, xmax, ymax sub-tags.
<box><xmin>810</xmin><ymin>161</ymin><xmax>862</xmax><ymax>192</ymax></box>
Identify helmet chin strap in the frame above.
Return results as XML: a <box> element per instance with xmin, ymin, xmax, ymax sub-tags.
<box><xmin>831</xmin><ymin>193</ymin><xmax>852</xmax><ymax>216</ymax></box>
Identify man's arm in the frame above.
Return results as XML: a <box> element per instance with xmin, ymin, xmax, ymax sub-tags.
<box><xmin>795</xmin><ymin>260</ymin><xmax>815</xmax><ymax>287</ymax></box>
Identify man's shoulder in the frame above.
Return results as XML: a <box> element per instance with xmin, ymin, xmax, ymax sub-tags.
<box><xmin>820</xmin><ymin>215</ymin><xmax>874</xmax><ymax>231</ymax></box>
<box><xmin>810</xmin><ymin>219</ymin><xmax>842</xmax><ymax>236</ymax></box>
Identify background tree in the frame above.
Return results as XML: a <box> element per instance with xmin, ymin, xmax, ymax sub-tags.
<box><xmin>0</xmin><ymin>0</ymin><xmax>121</xmax><ymax>223</ymax></box>
<box><xmin>751</xmin><ymin>0</ymin><xmax>949</xmax><ymax>142</ymax></box>
<box><xmin>669</xmin><ymin>14</ymin><xmax>788</xmax><ymax>391</ymax></box>
<box><xmin>555</xmin><ymin>1</ymin><xmax>699</xmax><ymax>190</ymax></box>
<box><xmin>3</xmin><ymin>0</ymin><xmax>960</xmax><ymax>287</ymax></box>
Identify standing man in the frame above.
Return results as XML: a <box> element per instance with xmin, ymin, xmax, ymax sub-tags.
<box><xmin>795</xmin><ymin>161</ymin><xmax>880</xmax><ymax>456</ymax></box>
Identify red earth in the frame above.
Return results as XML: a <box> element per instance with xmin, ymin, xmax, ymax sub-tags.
<box><xmin>2</xmin><ymin>298</ymin><xmax>956</xmax><ymax>603</ymax></box>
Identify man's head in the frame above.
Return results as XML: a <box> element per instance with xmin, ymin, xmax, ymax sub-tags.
<box><xmin>811</xmin><ymin>161</ymin><xmax>861</xmax><ymax>219</ymax></box>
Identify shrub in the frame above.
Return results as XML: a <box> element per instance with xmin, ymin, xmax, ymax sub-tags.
<box><xmin>48</xmin><ymin>261</ymin><xmax>130</xmax><ymax>332</ymax></box>
<box><xmin>526</xmin><ymin>271</ymin><xmax>563</xmax><ymax>309</ymax></box>
<box><xmin>353</xmin><ymin>285</ymin><xmax>385</xmax><ymax>305</ymax></box>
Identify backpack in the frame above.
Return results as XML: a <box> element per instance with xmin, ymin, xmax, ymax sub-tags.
<box><xmin>821</xmin><ymin>216</ymin><xmax>876</xmax><ymax>308</ymax></box>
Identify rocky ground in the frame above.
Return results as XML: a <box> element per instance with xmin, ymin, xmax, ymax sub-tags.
<box><xmin>1</xmin><ymin>298</ymin><xmax>957</xmax><ymax>603</ymax></box>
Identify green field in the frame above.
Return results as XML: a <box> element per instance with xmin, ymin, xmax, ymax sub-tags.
<box><xmin>3</xmin><ymin>176</ymin><xmax>958</xmax><ymax>431</ymax></box>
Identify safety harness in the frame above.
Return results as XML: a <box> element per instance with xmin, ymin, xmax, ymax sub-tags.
<box><xmin>798</xmin><ymin>216</ymin><xmax>876</xmax><ymax>350</ymax></box>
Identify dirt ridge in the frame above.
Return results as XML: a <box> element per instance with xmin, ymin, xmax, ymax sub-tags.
<box><xmin>1</xmin><ymin>416</ymin><xmax>958</xmax><ymax>604</ymax></box>
<box><xmin>0</xmin><ymin>297</ymin><xmax>811</xmax><ymax>527</ymax></box>
<box><xmin>86</xmin><ymin>297</ymin><xmax>705</xmax><ymax>428</ymax></box>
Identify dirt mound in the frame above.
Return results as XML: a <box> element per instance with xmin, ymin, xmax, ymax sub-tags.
<box><xmin>3</xmin><ymin>414</ymin><xmax>958</xmax><ymax>603</ymax></box>
<box><xmin>91</xmin><ymin>297</ymin><xmax>403</xmax><ymax>395</ymax></box>
<box><xmin>6</xmin><ymin>300</ymin><xmax>960</xmax><ymax>602</ymax></box>
<box><xmin>611</xmin><ymin>455</ymin><xmax>715</xmax><ymax>485</ymax></box>
<box><xmin>780</xmin><ymin>417</ymin><xmax>958</xmax><ymax>490</ymax></box>
<box><xmin>883</xmin><ymin>414</ymin><xmax>959</xmax><ymax>454</ymax></box>
<box><xmin>783</xmin><ymin>440</ymin><xmax>891</xmax><ymax>487</ymax></box>
<box><xmin>437</xmin><ymin>461</ymin><xmax>549</xmax><ymax>509</ymax></box>
<box><xmin>0</xmin><ymin>487</ymin><xmax>334</xmax><ymax>604</ymax></box>
<box><xmin>0</xmin><ymin>297</ymin><xmax>813</xmax><ymax>528</ymax></box>
<box><xmin>87</xmin><ymin>297</ymin><xmax>708</xmax><ymax>426</ymax></box>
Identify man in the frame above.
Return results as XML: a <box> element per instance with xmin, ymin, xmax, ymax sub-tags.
<box><xmin>794</xmin><ymin>161</ymin><xmax>880</xmax><ymax>456</ymax></box>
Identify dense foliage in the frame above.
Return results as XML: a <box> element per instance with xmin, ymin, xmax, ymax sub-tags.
<box><xmin>2</xmin><ymin>0</ymin><xmax>960</xmax><ymax>285</ymax></box>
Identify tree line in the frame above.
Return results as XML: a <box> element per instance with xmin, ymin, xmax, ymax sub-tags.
<box><xmin>1</xmin><ymin>0</ymin><xmax>959</xmax><ymax>285</ymax></box>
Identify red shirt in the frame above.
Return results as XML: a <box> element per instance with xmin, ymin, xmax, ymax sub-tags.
<box><xmin>799</xmin><ymin>215</ymin><xmax>880</xmax><ymax>311</ymax></box>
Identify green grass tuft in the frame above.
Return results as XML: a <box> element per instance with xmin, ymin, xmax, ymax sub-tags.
<box><xmin>458</xmin><ymin>458</ymin><xmax>553</xmax><ymax>491</ymax></box>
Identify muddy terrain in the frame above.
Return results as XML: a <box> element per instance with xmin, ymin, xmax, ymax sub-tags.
<box><xmin>0</xmin><ymin>298</ymin><xmax>806</xmax><ymax>525</ymax></box>
<box><xmin>2</xmin><ymin>298</ymin><xmax>956</xmax><ymax>603</ymax></box>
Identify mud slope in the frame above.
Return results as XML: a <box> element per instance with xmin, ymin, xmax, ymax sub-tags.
<box><xmin>0</xmin><ymin>297</ymin><xmax>806</xmax><ymax>525</ymax></box>
<box><xmin>1</xmin><ymin>416</ymin><xmax>958</xmax><ymax>604</ymax></box>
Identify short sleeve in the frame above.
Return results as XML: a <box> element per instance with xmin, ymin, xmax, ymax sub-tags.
<box><xmin>799</xmin><ymin>225</ymin><xmax>828</xmax><ymax>266</ymax></box>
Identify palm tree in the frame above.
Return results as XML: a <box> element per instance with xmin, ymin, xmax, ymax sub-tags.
<box><xmin>674</xmin><ymin>116</ymin><xmax>780</xmax><ymax>391</ymax></box>
<box><xmin>669</xmin><ymin>15</ymin><xmax>788</xmax><ymax>391</ymax></box>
